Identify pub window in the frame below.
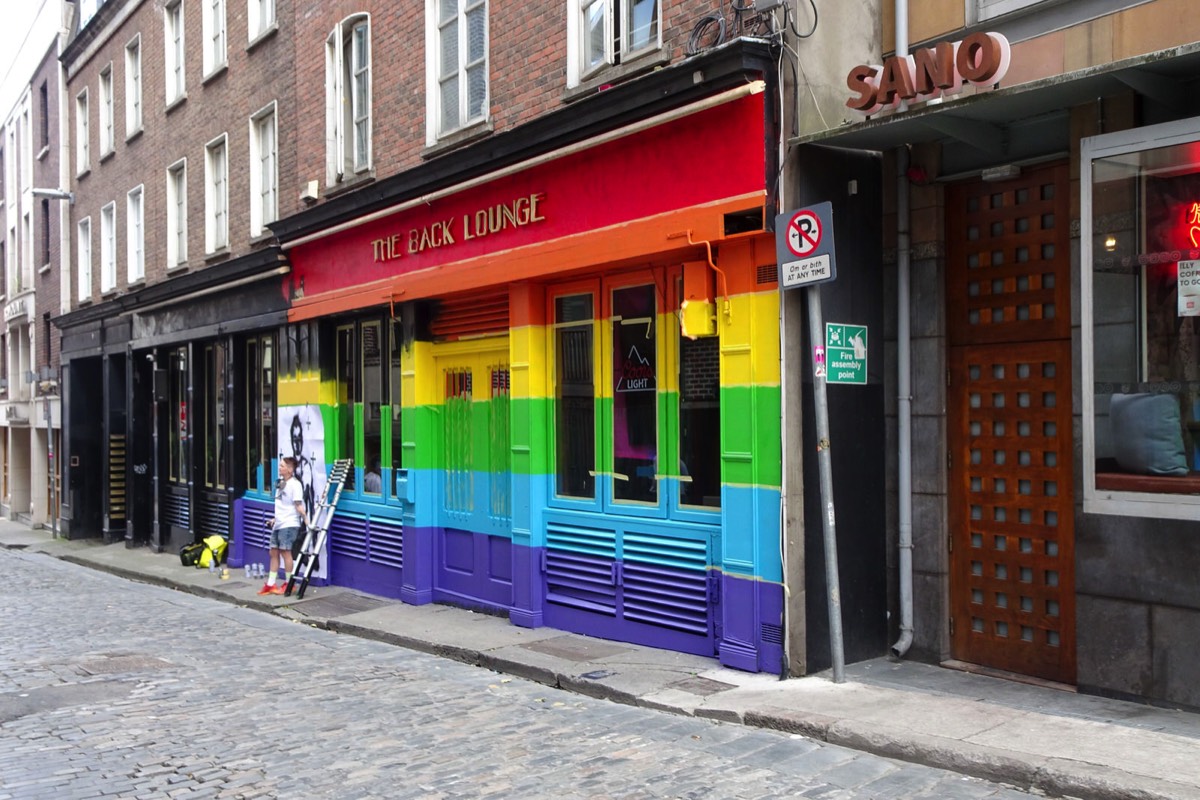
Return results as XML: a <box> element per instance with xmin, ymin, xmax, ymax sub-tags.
<box><xmin>554</xmin><ymin>292</ymin><xmax>595</xmax><ymax>499</ymax></box>
<box><xmin>612</xmin><ymin>283</ymin><xmax>657</xmax><ymax>503</ymax></box>
<box><xmin>389</xmin><ymin>318</ymin><xmax>404</xmax><ymax>494</ymax></box>
<box><xmin>168</xmin><ymin>346</ymin><xmax>188</xmax><ymax>483</ymax></box>
<box><xmin>202</xmin><ymin>341</ymin><xmax>227</xmax><ymax>490</ymax></box>
<box><xmin>678</xmin><ymin>307</ymin><xmax>721</xmax><ymax>508</ymax></box>
<box><xmin>245</xmin><ymin>333</ymin><xmax>274</xmax><ymax>492</ymax></box>
<box><xmin>361</xmin><ymin>319</ymin><xmax>383</xmax><ymax>494</ymax></box>
<box><xmin>336</xmin><ymin>323</ymin><xmax>358</xmax><ymax>491</ymax></box>
<box><xmin>1083</xmin><ymin>117</ymin><xmax>1200</xmax><ymax>519</ymax></box>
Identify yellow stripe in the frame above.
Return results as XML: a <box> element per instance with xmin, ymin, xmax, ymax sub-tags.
<box><xmin>720</xmin><ymin>289</ymin><xmax>780</xmax><ymax>387</ymax></box>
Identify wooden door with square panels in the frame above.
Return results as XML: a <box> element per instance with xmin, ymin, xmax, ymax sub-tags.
<box><xmin>946</xmin><ymin>161</ymin><xmax>1075</xmax><ymax>684</ymax></box>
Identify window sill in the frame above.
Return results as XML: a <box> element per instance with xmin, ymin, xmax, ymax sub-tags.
<box><xmin>38</xmin><ymin>264</ymin><xmax>51</xmax><ymax>275</ymax></box>
<box><xmin>127</xmin><ymin>278</ymin><xmax>146</xmax><ymax>290</ymax></box>
<box><xmin>249</xmin><ymin>230</ymin><xmax>275</xmax><ymax>246</ymax></box>
<box><xmin>422</xmin><ymin>119</ymin><xmax>494</xmax><ymax>160</ymax></box>
<box><xmin>76</xmin><ymin>297</ymin><xmax>93</xmax><ymax>306</ymax></box>
<box><xmin>99</xmin><ymin>149</ymin><xmax>115</xmax><ymax>164</ymax></box>
<box><xmin>77</xmin><ymin>167</ymin><xmax>91</xmax><ymax>180</ymax></box>
<box><xmin>100</xmin><ymin>288</ymin><xmax>119</xmax><ymax>300</ymax></box>
<box><xmin>126</xmin><ymin>127</ymin><xmax>143</xmax><ymax>145</ymax></box>
<box><xmin>205</xmin><ymin>247</ymin><xmax>231</xmax><ymax>264</ymax></box>
<box><xmin>246</xmin><ymin>23</ymin><xmax>278</xmax><ymax>52</ymax></box>
<box><xmin>202</xmin><ymin>63</ymin><xmax>228</xmax><ymax>86</ymax></box>
<box><xmin>564</xmin><ymin>48</ymin><xmax>670</xmax><ymax>103</ymax></box>
<box><xmin>37</xmin><ymin>145</ymin><xmax>49</xmax><ymax>161</ymax></box>
<box><xmin>325</xmin><ymin>170</ymin><xmax>375</xmax><ymax>199</ymax></box>
<box><xmin>165</xmin><ymin>93</ymin><xmax>187</xmax><ymax>114</ymax></box>
<box><xmin>166</xmin><ymin>261</ymin><xmax>189</xmax><ymax>275</ymax></box>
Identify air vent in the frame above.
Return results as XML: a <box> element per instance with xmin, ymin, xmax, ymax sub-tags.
<box><xmin>724</xmin><ymin>207</ymin><xmax>764</xmax><ymax>236</ymax></box>
<box><xmin>756</xmin><ymin>264</ymin><xmax>778</xmax><ymax>285</ymax></box>
<box><xmin>428</xmin><ymin>289</ymin><xmax>509</xmax><ymax>340</ymax></box>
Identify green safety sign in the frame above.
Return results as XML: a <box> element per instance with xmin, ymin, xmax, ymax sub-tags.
<box><xmin>825</xmin><ymin>323</ymin><xmax>867</xmax><ymax>385</ymax></box>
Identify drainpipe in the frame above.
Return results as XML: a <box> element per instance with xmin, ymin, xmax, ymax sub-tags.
<box><xmin>892</xmin><ymin>0</ymin><xmax>915</xmax><ymax>658</ymax></box>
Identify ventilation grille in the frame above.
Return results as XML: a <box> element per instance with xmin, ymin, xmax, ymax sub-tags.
<box><xmin>756</xmin><ymin>264</ymin><xmax>778</xmax><ymax>286</ymax></box>
<box><xmin>761</xmin><ymin>623</ymin><xmax>784</xmax><ymax>645</ymax></box>
<box><xmin>161</xmin><ymin>491</ymin><xmax>189</xmax><ymax>529</ymax></box>
<box><xmin>367</xmin><ymin>516</ymin><xmax>403</xmax><ymax>570</ymax></box>
<box><xmin>196</xmin><ymin>497</ymin><xmax>230</xmax><ymax>539</ymax></box>
<box><xmin>429</xmin><ymin>289</ymin><xmax>510</xmax><ymax>340</ymax></box>
<box><xmin>329</xmin><ymin>512</ymin><xmax>368</xmax><ymax>560</ymax></box>
<box><xmin>242</xmin><ymin>503</ymin><xmax>271</xmax><ymax>549</ymax></box>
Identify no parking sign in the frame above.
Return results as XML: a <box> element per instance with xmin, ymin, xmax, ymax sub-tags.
<box><xmin>775</xmin><ymin>202</ymin><xmax>837</xmax><ymax>289</ymax></box>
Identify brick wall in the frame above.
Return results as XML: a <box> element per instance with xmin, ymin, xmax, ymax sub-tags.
<box><xmin>64</xmin><ymin>0</ymin><xmax>297</xmax><ymax>308</ymax></box>
<box><xmin>32</xmin><ymin>45</ymin><xmax>61</xmax><ymax>370</ymax></box>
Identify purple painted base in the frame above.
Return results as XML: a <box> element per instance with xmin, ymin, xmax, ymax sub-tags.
<box><xmin>720</xmin><ymin>573</ymin><xmax>784</xmax><ymax>673</ymax></box>
<box><xmin>329</xmin><ymin>555</ymin><xmax>404</xmax><ymax>600</ymax></box>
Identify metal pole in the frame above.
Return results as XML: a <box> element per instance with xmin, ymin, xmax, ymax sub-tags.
<box><xmin>47</xmin><ymin>396</ymin><xmax>57</xmax><ymax>538</ymax></box>
<box><xmin>806</xmin><ymin>285</ymin><xmax>846</xmax><ymax>683</ymax></box>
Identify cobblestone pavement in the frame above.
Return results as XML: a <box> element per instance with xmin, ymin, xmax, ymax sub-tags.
<box><xmin>0</xmin><ymin>550</ymin><xmax>1039</xmax><ymax>799</ymax></box>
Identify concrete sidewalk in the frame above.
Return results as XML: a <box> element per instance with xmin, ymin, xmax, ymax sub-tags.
<box><xmin>3</xmin><ymin>520</ymin><xmax>1198</xmax><ymax>800</ymax></box>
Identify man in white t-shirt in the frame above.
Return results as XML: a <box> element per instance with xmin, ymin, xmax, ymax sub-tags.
<box><xmin>262</xmin><ymin>456</ymin><xmax>308</xmax><ymax>595</ymax></box>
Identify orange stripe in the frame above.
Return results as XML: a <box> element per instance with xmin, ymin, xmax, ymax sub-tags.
<box><xmin>289</xmin><ymin>193</ymin><xmax>768</xmax><ymax>323</ymax></box>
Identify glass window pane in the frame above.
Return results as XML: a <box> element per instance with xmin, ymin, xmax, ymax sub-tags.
<box><xmin>626</xmin><ymin>0</ymin><xmax>657</xmax><ymax>51</ymax></box>
<box><xmin>467</xmin><ymin>7</ymin><xmax>485</xmax><ymax>62</ymax></box>
<box><xmin>440</xmin><ymin>76</ymin><xmax>459</xmax><ymax>132</ymax></box>
<box><xmin>679</xmin><ymin>334</ymin><xmax>720</xmax><ymax>507</ymax></box>
<box><xmin>337</xmin><ymin>325</ymin><xmax>357</xmax><ymax>491</ymax></box>
<box><xmin>584</xmin><ymin>1</ymin><xmax>606</xmax><ymax>71</ymax></box>
<box><xmin>440</xmin><ymin>20</ymin><xmax>458</xmax><ymax>78</ymax></box>
<box><xmin>361</xmin><ymin>320</ymin><xmax>383</xmax><ymax>495</ymax></box>
<box><xmin>555</xmin><ymin>294</ymin><xmax>595</xmax><ymax>498</ymax></box>
<box><xmin>390</xmin><ymin>320</ymin><xmax>404</xmax><ymax>492</ymax></box>
<box><xmin>467</xmin><ymin>66</ymin><xmax>485</xmax><ymax>120</ymax></box>
<box><xmin>612</xmin><ymin>284</ymin><xmax>656</xmax><ymax>503</ymax></box>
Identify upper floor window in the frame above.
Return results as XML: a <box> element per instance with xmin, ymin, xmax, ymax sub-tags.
<box><xmin>326</xmin><ymin>15</ymin><xmax>371</xmax><ymax>185</ymax></box>
<box><xmin>127</xmin><ymin>185</ymin><xmax>144</xmax><ymax>283</ymax></box>
<box><xmin>567</xmin><ymin>0</ymin><xmax>660</xmax><ymax>88</ymax></box>
<box><xmin>248</xmin><ymin>0</ymin><xmax>275</xmax><ymax>40</ymax></box>
<box><xmin>203</xmin><ymin>0</ymin><xmax>227</xmax><ymax>76</ymax></box>
<box><xmin>975</xmin><ymin>0</ymin><xmax>1049</xmax><ymax>22</ymax></box>
<box><xmin>205</xmin><ymin>134</ymin><xmax>228</xmax><ymax>252</ymax></box>
<box><xmin>427</xmin><ymin>0</ymin><xmax>488</xmax><ymax>142</ymax></box>
<box><xmin>38</xmin><ymin>82</ymin><xmax>48</xmax><ymax>150</ymax></box>
<box><xmin>99</xmin><ymin>202</ymin><xmax>116</xmax><ymax>293</ymax></box>
<box><xmin>77</xmin><ymin>217</ymin><xmax>92</xmax><ymax>302</ymax></box>
<box><xmin>167</xmin><ymin>159</ymin><xmax>188</xmax><ymax>266</ymax></box>
<box><xmin>125</xmin><ymin>36</ymin><xmax>142</xmax><ymax>135</ymax></box>
<box><xmin>75</xmin><ymin>89</ymin><xmax>89</xmax><ymax>174</ymax></box>
<box><xmin>39</xmin><ymin>198</ymin><xmax>50</xmax><ymax>268</ymax></box>
<box><xmin>99</xmin><ymin>65</ymin><xmax>114</xmax><ymax>155</ymax></box>
<box><xmin>164</xmin><ymin>0</ymin><xmax>186</xmax><ymax>105</ymax></box>
<box><xmin>249</xmin><ymin>103</ymin><xmax>277</xmax><ymax>236</ymax></box>
<box><xmin>1082</xmin><ymin>117</ymin><xmax>1200</xmax><ymax>520</ymax></box>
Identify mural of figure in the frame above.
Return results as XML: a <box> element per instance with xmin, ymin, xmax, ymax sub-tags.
<box><xmin>278</xmin><ymin>404</ymin><xmax>327</xmax><ymax>578</ymax></box>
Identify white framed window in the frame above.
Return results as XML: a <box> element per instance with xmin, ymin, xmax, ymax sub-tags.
<box><xmin>125</xmin><ymin>35</ymin><xmax>142</xmax><ymax>135</ymax></box>
<box><xmin>566</xmin><ymin>0</ymin><xmax>660</xmax><ymax>88</ymax></box>
<box><xmin>1082</xmin><ymin>115</ymin><xmax>1200</xmax><ymax>521</ymax></box>
<box><xmin>325</xmin><ymin>15</ymin><xmax>371</xmax><ymax>184</ymax></box>
<box><xmin>426</xmin><ymin>0</ymin><xmax>488</xmax><ymax>142</ymax></box>
<box><xmin>975</xmin><ymin>0</ymin><xmax>1050</xmax><ymax>22</ymax></box>
<box><xmin>203</xmin><ymin>0</ymin><xmax>227</xmax><ymax>76</ymax></box>
<box><xmin>249</xmin><ymin>103</ymin><xmax>277</xmax><ymax>236</ymax></box>
<box><xmin>77</xmin><ymin>217</ymin><xmax>92</xmax><ymax>301</ymax></box>
<box><xmin>99</xmin><ymin>64</ymin><xmax>114</xmax><ymax>155</ymax></box>
<box><xmin>127</xmin><ymin>185</ymin><xmax>144</xmax><ymax>283</ymax></box>
<box><xmin>75</xmin><ymin>89</ymin><xmax>89</xmax><ymax>174</ymax></box>
<box><xmin>100</xmin><ymin>202</ymin><xmax>116</xmax><ymax>293</ymax></box>
<box><xmin>248</xmin><ymin>0</ymin><xmax>275</xmax><ymax>40</ymax></box>
<box><xmin>164</xmin><ymin>0</ymin><xmax>186</xmax><ymax>104</ymax></box>
<box><xmin>167</xmin><ymin>159</ymin><xmax>188</xmax><ymax>266</ymax></box>
<box><xmin>205</xmin><ymin>134</ymin><xmax>228</xmax><ymax>252</ymax></box>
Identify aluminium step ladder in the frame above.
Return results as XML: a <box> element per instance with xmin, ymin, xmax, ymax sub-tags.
<box><xmin>285</xmin><ymin>458</ymin><xmax>352</xmax><ymax>599</ymax></box>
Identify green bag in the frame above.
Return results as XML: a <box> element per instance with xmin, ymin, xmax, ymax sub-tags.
<box><xmin>196</xmin><ymin>535</ymin><xmax>228</xmax><ymax>569</ymax></box>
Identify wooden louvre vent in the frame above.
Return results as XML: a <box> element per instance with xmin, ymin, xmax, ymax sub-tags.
<box><xmin>428</xmin><ymin>288</ymin><xmax>510</xmax><ymax>340</ymax></box>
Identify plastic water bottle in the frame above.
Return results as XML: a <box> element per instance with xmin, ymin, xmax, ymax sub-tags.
<box><xmin>244</xmin><ymin>564</ymin><xmax>252</xmax><ymax>580</ymax></box>
<box><xmin>208</xmin><ymin>560</ymin><xmax>216</xmax><ymax>575</ymax></box>
<box><xmin>256</xmin><ymin>563</ymin><xmax>265</xmax><ymax>579</ymax></box>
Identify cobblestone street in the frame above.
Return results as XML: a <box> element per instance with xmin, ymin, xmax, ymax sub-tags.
<box><xmin>0</xmin><ymin>549</ymin><xmax>1037</xmax><ymax>799</ymax></box>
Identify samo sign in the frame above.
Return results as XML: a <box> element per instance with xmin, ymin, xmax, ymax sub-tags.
<box><xmin>845</xmin><ymin>31</ymin><xmax>1011</xmax><ymax>115</ymax></box>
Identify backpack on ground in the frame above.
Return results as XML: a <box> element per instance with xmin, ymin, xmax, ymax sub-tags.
<box><xmin>196</xmin><ymin>535</ymin><xmax>228</xmax><ymax>569</ymax></box>
<box><xmin>179</xmin><ymin>541</ymin><xmax>205</xmax><ymax>567</ymax></box>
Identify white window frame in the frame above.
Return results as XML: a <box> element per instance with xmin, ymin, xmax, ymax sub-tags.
<box><xmin>202</xmin><ymin>0</ymin><xmax>227</xmax><ymax>76</ymax></box>
<box><xmin>204</xmin><ymin>134</ymin><xmax>228</xmax><ymax>253</ymax></box>
<box><xmin>566</xmin><ymin>0</ymin><xmax>661</xmax><ymax>88</ymax></box>
<box><xmin>425</xmin><ymin>0</ymin><xmax>488</xmax><ymax>144</ymax></box>
<box><xmin>975</xmin><ymin>0</ymin><xmax>1051</xmax><ymax>23</ymax></box>
<box><xmin>1081</xmin><ymin>114</ymin><xmax>1200</xmax><ymax>521</ymax></box>
<box><xmin>248</xmin><ymin>102</ymin><xmax>277</xmax><ymax>237</ymax></box>
<box><xmin>164</xmin><ymin>0</ymin><xmax>186</xmax><ymax>105</ymax></box>
<box><xmin>127</xmin><ymin>185</ymin><xmax>144</xmax><ymax>283</ymax></box>
<box><xmin>325</xmin><ymin>15</ymin><xmax>371</xmax><ymax>185</ymax></box>
<box><xmin>166</xmin><ymin>159</ymin><xmax>188</xmax><ymax>267</ymax></box>
<box><xmin>75</xmin><ymin>89</ymin><xmax>89</xmax><ymax>175</ymax></box>
<box><xmin>247</xmin><ymin>0</ymin><xmax>275</xmax><ymax>40</ymax></box>
<box><xmin>98</xmin><ymin>64</ymin><xmax>114</xmax><ymax>155</ymax></box>
<box><xmin>125</xmin><ymin>35</ymin><xmax>142</xmax><ymax>136</ymax></box>
<box><xmin>77</xmin><ymin>217</ymin><xmax>92</xmax><ymax>301</ymax></box>
<box><xmin>99</xmin><ymin>202</ymin><xmax>116</xmax><ymax>293</ymax></box>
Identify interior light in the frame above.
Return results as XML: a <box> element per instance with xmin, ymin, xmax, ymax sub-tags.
<box><xmin>1104</xmin><ymin>235</ymin><xmax>1117</xmax><ymax>252</ymax></box>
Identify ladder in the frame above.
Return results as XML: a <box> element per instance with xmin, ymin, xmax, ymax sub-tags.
<box><xmin>285</xmin><ymin>458</ymin><xmax>352</xmax><ymax>599</ymax></box>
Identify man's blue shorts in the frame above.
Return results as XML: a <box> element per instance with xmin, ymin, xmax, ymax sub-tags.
<box><xmin>271</xmin><ymin>525</ymin><xmax>301</xmax><ymax>550</ymax></box>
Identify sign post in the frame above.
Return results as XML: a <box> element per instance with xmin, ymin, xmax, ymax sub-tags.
<box><xmin>775</xmin><ymin>201</ymin><xmax>846</xmax><ymax>683</ymax></box>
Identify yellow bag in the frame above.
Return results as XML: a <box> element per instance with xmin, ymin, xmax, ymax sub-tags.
<box><xmin>196</xmin><ymin>535</ymin><xmax>228</xmax><ymax>569</ymax></box>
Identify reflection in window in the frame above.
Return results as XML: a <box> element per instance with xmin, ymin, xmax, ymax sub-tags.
<box><xmin>203</xmin><ymin>342</ymin><xmax>227</xmax><ymax>490</ymax></box>
<box><xmin>336</xmin><ymin>323</ymin><xmax>357</xmax><ymax>491</ymax></box>
<box><xmin>390</xmin><ymin>319</ymin><xmax>404</xmax><ymax>494</ymax></box>
<box><xmin>612</xmin><ymin>284</ymin><xmax>657</xmax><ymax>503</ymax></box>
<box><xmin>245</xmin><ymin>333</ymin><xmax>274</xmax><ymax>492</ymax></box>
<box><xmin>679</xmin><ymin>333</ymin><xmax>721</xmax><ymax>507</ymax></box>
<box><xmin>361</xmin><ymin>320</ymin><xmax>383</xmax><ymax>494</ymax></box>
<box><xmin>1090</xmin><ymin>140</ymin><xmax>1200</xmax><ymax>483</ymax></box>
<box><xmin>555</xmin><ymin>294</ymin><xmax>595</xmax><ymax>498</ymax></box>
<box><xmin>168</xmin><ymin>346</ymin><xmax>188</xmax><ymax>484</ymax></box>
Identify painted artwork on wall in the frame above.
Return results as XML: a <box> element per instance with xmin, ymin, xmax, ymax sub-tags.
<box><xmin>279</xmin><ymin>404</ymin><xmax>327</xmax><ymax>578</ymax></box>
